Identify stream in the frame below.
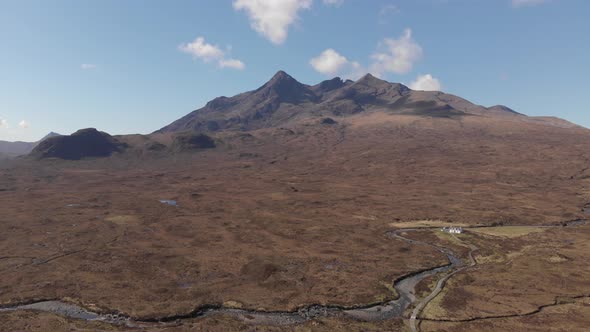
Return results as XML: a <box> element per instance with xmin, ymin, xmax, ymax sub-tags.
<box><xmin>0</xmin><ymin>220</ymin><xmax>586</xmax><ymax>328</ymax></box>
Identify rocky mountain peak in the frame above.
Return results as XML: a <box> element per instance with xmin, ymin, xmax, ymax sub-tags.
<box><xmin>255</xmin><ymin>70</ymin><xmax>317</xmax><ymax>104</ymax></box>
<box><xmin>314</xmin><ymin>77</ymin><xmax>345</xmax><ymax>93</ymax></box>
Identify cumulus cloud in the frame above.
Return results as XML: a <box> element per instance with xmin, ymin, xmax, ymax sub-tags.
<box><xmin>18</xmin><ymin>120</ymin><xmax>29</xmax><ymax>129</ymax></box>
<box><xmin>309</xmin><ymin>28</ymin><xmax>425</xmax><ymax>80</ymax></box>
<box><xmin>218</xmin><ymin>58</ymin><xmax>246</xmax><ymax>70</ymax></box>
<box><xmin>409</xmin><ymin>74</ymin><xmax>442</xmax><ymax>91</ymax></box>
<box><xmin>512</xmin><ymin>0</ymin><xmax>549</xmax><ymax>7</ymax></box>
<box><xmin>179</xmin><ymin>36</ymin><xmax>245</xmax><ymax>70</ymax></box>
<box><xmin>310</xmin><ymin>49</ymin><xmax>349</xmax><ymax>75</ymax></box>
<box><xmin>370</xmin><ymin>28</ymin><xmax>423</xmax><ymax>76</ymax></box>
<box><xmin>233</xmin><ymin>0</ymin><xmax>312</xmax><ymax>45</ymax></box>
<box><xmin>309</xmin><ymin>49</ymin><xmax>366</xmax><ymax>80</ymax></box>
<box><xmin>323</xmin><ymin>0</ymin><xmax>344</xmax><ymax>6</ymax></box>
<box><xmin>80</xmin><ymin>64</ymin><xmax>97</xmax><ymax>70</ymax></box>
<box><xmin>179</xmin><ymin>37</ymin><xmax>224</xmax><ymax>62</ymax></box>
<box><xmin>0</xmin><ymin>119</ymin><xmax>7</xmax><ymax>128</ymax></box>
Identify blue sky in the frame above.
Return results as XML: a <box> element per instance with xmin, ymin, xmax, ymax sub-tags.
<box><xmin>1</xmin><ymin>0</ymin><xmax>589</xmax><ymax>141</ymax></box>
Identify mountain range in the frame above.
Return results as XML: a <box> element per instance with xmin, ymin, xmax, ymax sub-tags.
<box><xmin>157</xmin><ymin>71</ymin><xmax>530</xmax><ymax>134</ymax></box>
<box><xmin>20</xmin><ymin>71</ymin><xmax>585</xmax><ymax>160</ymax></box>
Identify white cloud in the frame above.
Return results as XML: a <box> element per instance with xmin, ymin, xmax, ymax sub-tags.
<box><xmin>179</xmin><ymin>36</ymin><xmax>245</xmax><ymax>70</ymax></box>
<box><xmin>179</xmin><ymin>37</ymin><xmax>225</xmax><ymax>62</ymax></box>
<box><xmin>309</xmin><ymin>49</ymin><xmax>367</xmax><ymax>80</ymax></box>
<box><xmin>323</xmin><ymin>0</ymin><xmax>344</xmax><ymax>6</ymax></box>
<box><xmin>80</xmin><ymin>64</ymin><xmax>97</xmax><ymax>70</ymax></box>
<box><xmin>370</xmin><ymin>28</ymin><xmax>423</xmax><ymax>76</ymax></box>
<box><xmin>309</xmin><ymin>28</ymin><xmax>425</xmax><ymax>80</ymax></box>
<box><xmin>18</xmin><ymin>120</ymin><xmax>29</xmax><ymax>129</ymax></box>
<box><xmin>512</xmin><ymin>0</ymin><xmax>548</xmax><ymax>7</ymax></box>
<box><xmin>218</xmin><ymin>58</ymin><xmax>246</xmax><ymax>70</ymax></box>
<box><xmin>0</xmin><ymin>119</ymin><xmax>7</xmax><ymax>128</ymax></box>
<box><xmin>310</xmin><ymin>49</ymin><xmax>349</xmax><ymax>75</ymax></box>
<box><xmin>233</xmin><ymin>0</ymin><xmax>312</xmax><ymax>45</ymax></box>
<box><xmin>409</xmin><ymin>74</ymin><xmax>442</xmax><ymax>91</ymax></box>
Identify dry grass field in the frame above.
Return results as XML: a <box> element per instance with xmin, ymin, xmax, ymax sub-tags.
<box><xmin>468</xmin><ymin>226</ymin><xmax>549</xmax><ymax>238</ymax></box>
<box><xmin>1</xmin><ymin>112</ymin><xmax>590</xmax><ymax>330</ymax></box>
<box><xmin>421</xmin><ymin>224</ymin><xmax>590</xmax><ymax>322</ymax></box>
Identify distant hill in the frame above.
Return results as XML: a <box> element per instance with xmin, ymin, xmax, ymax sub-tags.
<box><xmin>156</xmin><ymin>71</ymin><xmax>531</xmax><ymax>134</ymax></box>
<box><xmin>0</xmin><ymin>141</ymin><xmax>34</xmax><ymax>156</ymax></box>
<box><xmin>30</xmin><ymin>128</ymin><xmax>125</xmax><ymax>160</ymax></box>
<box><xmin>0</xmin><ymin>132</ymin><xmax>61</xmax><ymax>158</ymax></box>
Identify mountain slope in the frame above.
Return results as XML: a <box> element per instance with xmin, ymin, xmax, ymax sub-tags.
<box><xmin>159</xmin><ymin>71</ymin><xmax>319</xmax><ymax>133</ymax></box>
<box><xmin>157</xmin><ymin>71</ymin><xmax>526</xmax><ymax>134</ymax></box>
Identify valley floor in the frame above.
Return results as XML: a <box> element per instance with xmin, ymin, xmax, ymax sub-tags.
<box><xmin>2</xmin><ymin>114</ymin><xmax>590</xmax><ymax>331</ymax></box>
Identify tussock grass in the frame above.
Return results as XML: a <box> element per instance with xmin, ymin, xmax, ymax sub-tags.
<box><xmin>105</xmin><ymin>215</ymin><xmax>139</xmax><ymax>225</ymax></box>
<box><xmin>388</xmin><ymin>219</ymin><xmax>471</xmax><ymax>229</ymax></box>
<box><xmin>468</xmin><ymin>226</ymin><xmax>548</xmax><ymax>238</ymax></box>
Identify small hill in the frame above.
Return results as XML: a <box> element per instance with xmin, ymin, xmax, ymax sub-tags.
<box><xmin>30</xmin><ymin>128</ymin><xmax>125</xmax><ymax>160</ymax></box>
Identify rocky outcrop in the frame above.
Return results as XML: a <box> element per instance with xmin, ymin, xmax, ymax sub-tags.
<box><xmin>171</xmin><ymin>133</ymin><xmax>216</xmax><ymax>152</ymax></box>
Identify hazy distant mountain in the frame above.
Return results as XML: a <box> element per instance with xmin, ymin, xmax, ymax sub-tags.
<box><xmin>157</xmin><ymin>71</ymin><xmax>533</xmax><ymax>134</ymax></box>
<box><xmin>0</xmin><ymin>141</ymin><xmax>34</xmax><ymax>156</ymax></box>
<box><xmin>0</xmin><ymin>132</ymin><xmax>61</xmax><ymax>158</ymax></box>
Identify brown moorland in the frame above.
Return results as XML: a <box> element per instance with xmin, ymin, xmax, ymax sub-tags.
<box><xmin>1</xmin><ymin>72</ymin><xmax>590</xmax><ymax>330</ymax></box>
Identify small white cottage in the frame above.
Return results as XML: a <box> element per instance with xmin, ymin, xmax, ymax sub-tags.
<box><xmin>442</xmin><ymin>226</ymin><xmax>464</xmax><ymax>234</ymax></box>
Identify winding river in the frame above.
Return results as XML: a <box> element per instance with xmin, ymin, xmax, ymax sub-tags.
<box><xmin>0</xmin><ymin>219</ymin><xmax>586</xmax><ymax>330</ymax></box>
